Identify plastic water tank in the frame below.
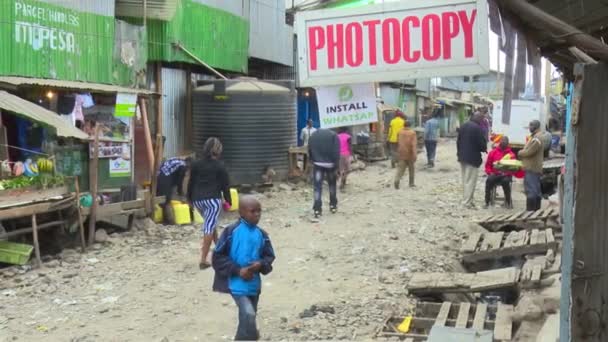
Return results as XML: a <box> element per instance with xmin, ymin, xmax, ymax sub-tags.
<box><xmin>192</xmin><ymin>78</ymin><xmax>296</xmax><ymax>185</ymax></box>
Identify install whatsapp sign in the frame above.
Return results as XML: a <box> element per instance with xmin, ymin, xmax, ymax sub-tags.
<box><xmin>315</xmin><ymin>83</ymin><xmax>377</xmax><ymax>128</ymax></box>
<box><xmin>0</xmin><ymin>0</ymin><xmax>115</xmax><ymax>83</ymax></box>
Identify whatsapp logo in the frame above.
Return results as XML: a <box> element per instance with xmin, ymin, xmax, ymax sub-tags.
<box><xmin>338</xmin><ymin>86</ymin><xmax>354</xmax><ymax>102</ymax></box>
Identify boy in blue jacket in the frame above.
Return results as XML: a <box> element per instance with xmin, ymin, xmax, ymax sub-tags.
<box><xmin>212</xmin><ymin>196</ymin><xmax>275</xmax><ymax>341</ymax></box>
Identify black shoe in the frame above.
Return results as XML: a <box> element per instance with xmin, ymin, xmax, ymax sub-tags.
<box><xmin>314</xmin><ymin>210</ymin><xmax>322</xmax><ymax>218</ymax></box>
<box><xmin>330</xmin><ymin>206</ymin><xmax>337</xmax><ymax>214</ymax></box>
<box><xmin>394</xmin><ymin>181</ymin><xmax>400</xmax><ymax>190</ymax></box>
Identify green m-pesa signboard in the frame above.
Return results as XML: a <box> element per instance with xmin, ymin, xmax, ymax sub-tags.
<box><xmin>0</xmin><ymin>0</ymin><xmax>115</xmax><ymax>83</ymax></box>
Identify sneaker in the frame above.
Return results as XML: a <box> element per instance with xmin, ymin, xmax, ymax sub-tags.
<box><xmin>314</xmin><ymin>210</ymin><xmax>322</xmax><ymax>218</ymax></box>
<box><xmin>330</xmin><ymin>206</ymin><xmax>337</xmax><ymax>214</ymax></box>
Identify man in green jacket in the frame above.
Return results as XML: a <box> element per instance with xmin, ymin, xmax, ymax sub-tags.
<box><xmin>518</xmin><ymin>120</ymin><xmax>544</xmax><ymax>211</ymax></box>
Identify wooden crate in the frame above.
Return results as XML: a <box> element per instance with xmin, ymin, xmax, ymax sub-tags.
<box><xmin>461</xmin><ymin>229</ymin><xmax>558</xmax><ymax>263</ymax></box>
<box><xmin>478</xmin><ymin>207</ymin><xmax>559</xmax><ymax>231</ymax></box>
<box><xmin>377</xmin><ymin>301</ymin><xmax>514</xmax><ymax>341</ymax></box>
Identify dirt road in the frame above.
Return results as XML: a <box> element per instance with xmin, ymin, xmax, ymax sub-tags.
<box><xmin>1</xmin><ymin>140</ymin><xmax>528</xmax><ymax>341</ymax></box>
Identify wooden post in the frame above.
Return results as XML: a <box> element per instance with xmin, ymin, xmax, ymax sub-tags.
<box><xmin>31</xmin><ymin>213</ymin><xmax>41</xmax><ymax>267</ymax></box>
<box><xmin>74</xmin><ymin>176</ymin><xmax>86</xmax><ymax>252</ymax></box>
<box><xmin>87</xmin><ymin>126</ymin><xmax>100</xmax><ymax>246</ymax></box>
<box><xmin>139</xmin><ymin>98</ymin><xmax>155</xmax><ymax>173</ymax></box>
<box><xmin>149</xmin><ymin>62</ymin><xmax>164</xmax><ymax>213</ymax></box>
<box><xmin>150</xmin><ymin>134</ymin><xmax>163</xmax><ymax>210</ymax></box>
<box><xmin>185</xmin><ymin>68</ymin><xmax>193</xmax><ymax>151</ymax></box>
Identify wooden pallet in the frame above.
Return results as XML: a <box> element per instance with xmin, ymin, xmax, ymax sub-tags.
<box><xmin>408</xmin><ymin>267</ymin><xmax>529</xmax><ymax>295</ymax></box>
<box><xmin>478</xmin><ymin>207</ymin><xmax>559</xmax><ymax>230</ymax></box>
<box><xmin>461</xmin><ymin>229</ymin><xmax>558</xmax><ymax>263</ymax></box>
<box><xmin>377</xmin><ymin>301</ymin><xmax>514</xmax><ymax>341</ymax></box>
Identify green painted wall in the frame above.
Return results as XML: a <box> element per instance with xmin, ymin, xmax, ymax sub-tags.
<box><xmin>147</xmin><ymin>0</ymin><xmax>249</xmax><ymax>73</ymax></box>
<box><xmin>0</xmin><ymin>0</ymin><xmax>141</xmax><ymax>86</ymax></box>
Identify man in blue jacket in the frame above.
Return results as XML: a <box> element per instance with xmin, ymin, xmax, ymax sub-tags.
<box><xmin>212</xmin><ymin>196</ymin><xmax>275</xmax><ymax>341</ymax></box>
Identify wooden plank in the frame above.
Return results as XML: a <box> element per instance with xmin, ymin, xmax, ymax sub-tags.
<box><xmin>434</xmin><ymin>302</ymin><xmax>451</xmax><ymax>327</ymax></box>
<box><xmin>74</xmin><ymin>176</ymin><xmax>86</xmax><ymax>253</ymax></box>
<box><xmin>461</xmin><ymin>232</ymin><xmax>482</xmax><ymax>253</ymax></box>
<box><xmin>404</xmin><ymin>339</ymin><xmax>414</xmax><ymax>342</ymax></box>
<box><xmin>0</xmin><ymin>220</ymin><xmax>66</xmax><ymax>239</ymax></box>
<box><xmin>480</xmin><ymin>232</ymin><xmax>504</xmax><ymax>250</ymax></box>
<box><xmin>540</xmin><ymin>207</ymin><xmax>554</xmax><ymax>219</ymax></box>
<box><xmin>463</xmin><ymin>242</ymin><xmax>557</xmax><ymax>263</ymax></box>
<box><xmin>505</xmin><ymin>210</ymin><xmax>526</xmax><ymax>221</ymax></box>
<box><xmin>472</xmin><ymin>303</ymin><xmax>488</xmax><ymax>331</ymax></box>
<box><xmin>529</xmin><ymin>209</ymin><xmax>544</xmax><ymax>220</ymax></box>
<box><xmin>81</xmin><ymin>199</ymin><xmax>146</xmax><ymax>216</ymax></box>
<box><xmin>489</xmin><ymin>213</ymin><xmax>509</xmax><ymax>223</ymax></box>
<box><xmin>503</xmin><ymin>230</ymin><xmax>527</xmax><ymax>248</ymax></box>
<box><xmin>31</xmin><ymin>214</ymin><xmax>41</xmax><ymax>268</ymax></box>
<box><xmin>530</xmin><ymin>229</ymin><xmax>541</xmax><ymax>245</ymax></box>
<box><xmin>494</xmin><ymin>303</ymin><xmax>513</xmax><ymax>340</ymax></box>
<box><xmin>531</xmin><ymin>264</ymin><xmax>543</xmax><ymax>283</ymax></box>
<box><xmin>88</xmin><ymin>125</ymin><xmax>100</xmax><ymax>246</ymax></box>
<box><xmin>482</xmin><ymin>214</ymin><xmax>498</xmax><ymax>223</ymax></box>
<box><xmin>519</xmin><ymin>211</ymin><xmax>535</xmax><ymax>220</ymax></box>
<box><xmin>546</xmin><ymin>229</ymin><xmax>555</xmax><ymax>244</ymax></box>
<box><xmin>455</xmin><ymin>303</ymin><xmax>471</xmax><ymax>328</ymax></box>
<box><xmin>471</xmin><ymin>267</ymin><xmax>520</xmax><ymax>292</ymax></box>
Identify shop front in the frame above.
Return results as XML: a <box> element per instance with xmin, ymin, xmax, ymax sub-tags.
<box><xmin>0</xmin><ymin>78</ymin><xmax>155</xmax><ymax>266</ymax></box>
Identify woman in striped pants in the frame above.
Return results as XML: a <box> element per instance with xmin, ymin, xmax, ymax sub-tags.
<box><xmin>188</xmin><ymin>138</ymin><xmax>232</xmax><ymax>269</ymax></box>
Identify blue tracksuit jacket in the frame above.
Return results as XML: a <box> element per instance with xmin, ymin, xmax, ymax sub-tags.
<box><xmin>212</xmin><ymin>220</ymin><xmax>275</xmax><ymax>295</ymax></box>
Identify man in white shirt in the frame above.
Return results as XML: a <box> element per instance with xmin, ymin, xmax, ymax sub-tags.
<box><xmin>300</xmin><ymin>119</ymin><xmax>317</xmax><ymax>146</ymax></box>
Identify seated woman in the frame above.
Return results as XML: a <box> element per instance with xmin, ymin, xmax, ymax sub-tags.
<box><xmin>485</xmin><ymin>136</ymin><xmax>522</xmax><ymax>209</ymax></box>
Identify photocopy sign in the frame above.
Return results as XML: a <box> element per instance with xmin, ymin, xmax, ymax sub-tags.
<box><xmin>296</xmin><ymin>0</ymin><xmax>489</xmax><ymax>86</ymax></box>
<box><xmin>316</xmin><ymin>83</ymin><xmax>377</xmax><ymax>128</ymax></box>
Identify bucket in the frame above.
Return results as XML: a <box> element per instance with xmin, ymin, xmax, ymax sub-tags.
<box><xmin>171</xmin><ymin>201</ymin><xmax>192</xmax><ymax>225</ymax></box>
<box><xmin>153</xmin><ymin>204</ymin><xmax>163</xmax><ymax>223</ymax></box>
<box><xmin>229</xmin><ymin>188</ymin><xmax>239</xmax><ymax>211</ymax></box>
<box><xmin>192</xmin><ymin>208</ymin><xmax>204</xmax><ymax>224</ymax></box>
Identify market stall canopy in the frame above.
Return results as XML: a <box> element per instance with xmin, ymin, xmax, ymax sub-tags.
<box><xmin>0</xmin><ymin>77</ymin><xmax>156</xmax><ymax>95</ymax></box>
<box><xmin>0</xmin><ymin>91</ymin><xmax>88</xmax><ymax>140</ymax></box>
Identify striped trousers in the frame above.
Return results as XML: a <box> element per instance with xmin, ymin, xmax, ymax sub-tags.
<box><xmin>192</xmin><ymin>198</ymin><xmax>222</xmax><ymax>235</ymax></box>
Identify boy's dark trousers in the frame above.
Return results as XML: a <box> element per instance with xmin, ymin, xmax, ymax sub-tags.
<box><xmin>232</xmin><ymin>295</ymin><xmax>260</xmax><ymax>341</ymax></box>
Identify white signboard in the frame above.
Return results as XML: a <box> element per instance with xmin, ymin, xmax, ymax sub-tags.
<box><xmin>296</xmin><ymin>0</ymin><xmax>489</xmax><ymax>86</ymax></box>
<box><xmin>316</xmin><ymin>83</ymin><xmax>377</xmax><ymax>128</ymax></box>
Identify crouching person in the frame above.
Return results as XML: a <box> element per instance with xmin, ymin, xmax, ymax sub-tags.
<box><xmin>212</xmin><ymin>196</ymin><xmax>276</xmax><ymax>341</ymax></box>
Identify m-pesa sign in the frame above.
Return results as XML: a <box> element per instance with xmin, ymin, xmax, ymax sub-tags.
<box><xmin>296</xmin><ymin>0</ymin><xmax>489</xmax><ymax>87</ymax></box>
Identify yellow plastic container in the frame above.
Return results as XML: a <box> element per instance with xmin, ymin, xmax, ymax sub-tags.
<box><xmin>229</xmin><ymin>188</ymin><xmax>239</xmax><ymax>211</ymax></box>
<box><xmin>192</xmin><ymin>207</ymin><xmax>204</xmax><ymax>224</ymax></box>
<box><xmin>153</xmin><ymin>204</ymin><xmax>163</xmax><ymax>223</ymax></box>
<box><xmin>171</xmin><ymin>201</ymin><xmax>192</xmax><ymax>225</ymax></box>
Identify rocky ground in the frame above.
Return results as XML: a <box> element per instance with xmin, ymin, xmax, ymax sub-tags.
<box><xmin>0</xmin><ymin>140</ymin><xmax>540</xmax><ymax>341</ymax></box>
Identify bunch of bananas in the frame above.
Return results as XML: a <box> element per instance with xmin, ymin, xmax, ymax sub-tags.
<box><xmin>37</xmin><ymin>158</ymin><xmax>54</xmax><ymax>173</ymax></box>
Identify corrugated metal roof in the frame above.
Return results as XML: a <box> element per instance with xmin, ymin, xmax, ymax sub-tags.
<box><xmin>0</xmin><ymin>77</ymin><xmax>156</xmax><ymax>95</ymax></box>
<box><xmin>0</xmin><ymin>91</ymin><xmax>88</xmax><ymax>140</ymax></box>
<box><xmin>116</xmin><ymin>0</ymin><xmax>179</xmax><ymax>20</ymax></box>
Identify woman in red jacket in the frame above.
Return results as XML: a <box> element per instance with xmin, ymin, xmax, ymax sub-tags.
<box><xmin>484</xmin><ymin>136</ymin><xmax>523</xmax><ymax>209</ymax></box>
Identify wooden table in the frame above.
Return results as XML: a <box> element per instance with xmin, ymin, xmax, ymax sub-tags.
<box><xmin>0</xmin><ymin>194</ymin><xmax>77</xmax><ymax>267</ymax></box>
<box><xmin>288</xmin><ymin>146</ymin><xmax>309</xmax><ymax>178</ymax></box>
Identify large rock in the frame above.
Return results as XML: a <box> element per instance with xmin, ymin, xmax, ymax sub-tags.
<box><xmin>95</xmin><ymin>229</ymin><xmax>109</xmax><ymax>243</ymax></box>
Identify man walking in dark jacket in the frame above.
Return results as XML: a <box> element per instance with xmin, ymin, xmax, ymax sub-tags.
<box><xmin>457</xmin><ymin>113</ymin><xmax>487</xmax><ymax>208</ymax></box>
<box><xmin>308</xmin><ymin>129</ymin><xmax>340</xmax><ymax>218</ymax></box>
